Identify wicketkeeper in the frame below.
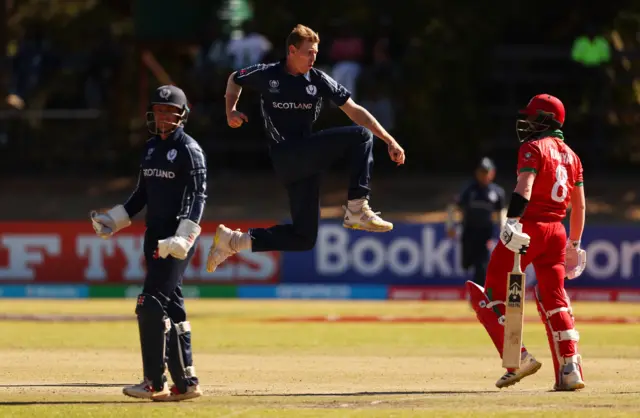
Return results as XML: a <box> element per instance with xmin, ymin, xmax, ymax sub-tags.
<box><xmin>91</xmin><ymin>85</ymin><xmax>205</xmax><ymax>401</ymax></box>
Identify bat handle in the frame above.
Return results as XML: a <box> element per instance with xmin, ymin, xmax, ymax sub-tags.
<box><xmin>513</xmin><ymin>252</ymin><xmax>522</xmax><ymax>274</ymax></box>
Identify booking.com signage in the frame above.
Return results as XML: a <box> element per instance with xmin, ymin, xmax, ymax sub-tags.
<box><xmin>281</xmin><ymin>222</ymin><xmax>640</xmax><ymax>288</ymax></box>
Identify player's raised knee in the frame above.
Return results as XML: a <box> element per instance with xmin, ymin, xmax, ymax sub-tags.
<box><xmin>298</xmin><ymin>236</ymin><xmax>317</xmax><ymax>251</ymax></box>
<box><xmin>295</xmin><ymin>232</ymin><xmax>317</xmax><ymax>251</ymax></box>
<box><xmin>358</xmin><ymin>126</ymin><xmax>373</xmax><ymax>142</ymax></box>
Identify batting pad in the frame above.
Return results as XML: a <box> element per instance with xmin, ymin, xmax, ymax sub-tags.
<box><xmin>166</xmin><ymin>320</ymin><xmax>197</xmax><ymax>392</ymax></box>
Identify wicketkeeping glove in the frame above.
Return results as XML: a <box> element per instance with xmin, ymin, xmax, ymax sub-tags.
<box><xmin>157</xmin><ymin>219</ymin><xmax>201</xmax><ymax>260</ymax></box>
<box><xmin>500</xmin><ymin>218</ymin><xmax>530</xmax><ymax>254</ymax></box>
<box><xmin>566</xmin><ymin>240</ymin><xmax>587</xmax><ymax>280</ymax></box>
<box><xmin>90</xmin><ymin>205</ymin><xmax>131</xmax><ymax>239</ymax></box>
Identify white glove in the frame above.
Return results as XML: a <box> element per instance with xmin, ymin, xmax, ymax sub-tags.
<box><xmin>500</xmin><ymin>218</ymin><xmax>531</xmax><ymax>254</ymax></box>
<box><xmin>156</xmin><ymin>219</ymin><xmax>201</xmax><ymax>260</ymax></box>
<box><xmin>90</xmin><ymin>205</ymin><xmax>131</xmax><ymax>239</ymax></box>
<box><xmin>566</xmin><ymin>240</ymin><xmax>587</xmax><ymax>280</ymax></box>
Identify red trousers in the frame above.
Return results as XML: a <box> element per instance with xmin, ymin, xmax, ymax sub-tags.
<box><xmin>472</xmin><ymin>220</ymin><xmax>581</xmax><ymax>384</ymax></box>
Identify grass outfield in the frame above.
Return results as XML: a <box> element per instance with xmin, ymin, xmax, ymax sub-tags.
<box><xmin>1</xmin><ymin>299</ymin><xmax>639</xmax><ymax>417</ymax></box>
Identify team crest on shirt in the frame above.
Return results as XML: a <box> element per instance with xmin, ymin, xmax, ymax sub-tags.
<box><xmin>145</xmin><ymin>148</ymin><xmax>155</xmax><ymax>160</ymax></box>
<box><xmin>488</xmin><ymin>190</ymin><xmax>498</xmax><ymax>202</ymax></box>
<box><xmin>306</xmin><ymin>84</ymin><xmax>317</xmax><ymax>96</ymax></box>
<box><xmin>269</xmin><ymin>80</ymin><xmax>280</xmax><ymax>93</ymax></box>
<box><xmin>524</xmin><ymin>152</ymin><xmax>532</xmax><ymax>159</ymax></box>
<box><xmin>167</xmin><ymin>149</ymin><xmax>177</xmax><ymax>162</ymax></box>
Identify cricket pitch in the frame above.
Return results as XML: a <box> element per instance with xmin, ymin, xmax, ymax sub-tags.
<box><xmin>1</xmin><ymin>299</ymin><xmax>639</xmax><ymax>417</ymax></box>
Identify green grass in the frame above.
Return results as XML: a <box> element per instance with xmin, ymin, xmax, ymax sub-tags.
<box><xmin>1</xmin><ymin>299</ymin><xmax>639</xmax><ymax>417</ymax></box>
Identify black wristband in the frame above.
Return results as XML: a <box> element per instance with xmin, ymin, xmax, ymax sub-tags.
<box><xmin>506</xmin><ymin>192</ymin><xmax>529</xmax><ymax>218</ymax></box>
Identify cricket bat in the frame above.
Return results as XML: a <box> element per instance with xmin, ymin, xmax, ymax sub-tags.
<box><xmin>502</xmin><ymin>252</ymin><xmax>525</xmax><ymax>369</ymax></box>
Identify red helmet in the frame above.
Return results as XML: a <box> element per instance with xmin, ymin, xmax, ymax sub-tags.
<box><xmin>516</xmin><ymin>94</ymin><xmax>565</xmax><ymax>142</ymax></box>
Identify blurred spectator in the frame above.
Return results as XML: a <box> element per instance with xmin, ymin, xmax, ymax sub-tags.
<box><xmin>226</xmin><ymin>20</ymin><xmax>272</xmax><ymax>70</ymax></box>
<box><xmin>196</xmin><ymin>23</ymin><xmax>232</xmax><ymax>70</ymax></box>
<box><xmin>329</xmin><ymin>19</ymin><xmax>364</xmax><ymax>100</ymax></box>
<box><xmin>571</xmin><ymin>25</ymin><xmax>611</xmax><ymax>67</ymax></box>
<box><xmin>84</xmin><ymin>27</ymin><xmax>122</xmax><ymax>108</ymax></box>
<box><xmin>571</xmin><ymin>24</ymin><xmax>611</xmax><ymax>156</ymax></box>
<box><xmin>7</xmin><ymin>22</ymin><xmax>57</xmax><ymax>109</ymax></box>
<box><xmin>358</xmin><ymin>18</ymin><xmax>398</xmax><ymax>132</ymax></box>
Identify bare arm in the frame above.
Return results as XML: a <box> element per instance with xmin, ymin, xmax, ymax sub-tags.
<box><xmin>499</xmin><ymin>208</ymin><xmax>507</xmax><ymax>227</ymax></box>
<box><xmin>508</xmin><ymin>171</ymin><xmax>536</xmax><ymax>221</ymax></box>
<box><xmin>225</xmin><ymin>72</ymin><xmax>242</xmax><ymax>115</ymax></box>
<box><xmin>514</xmin><ymin>172</ymin><xmax>535</xmax><ymax>200</ymax></box>
<box><xmin>339</xmin><ymin>98</ymin><xmax>395</xmax><ymax>144</ymax></box>
<box><xmin>569</xmin><ymin>185</ymin><xmax>586</xmax><ymax>242</ymax></box>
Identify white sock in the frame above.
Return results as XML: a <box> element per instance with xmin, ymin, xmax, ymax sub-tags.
<box><xmin>347</xmin><ymin>198</ymin><xmax>367</xmax><ymax>213</ymax></box>
<box><xmin>231</xmin><ymin>231</ymin><xmax>252</xmax><ymax>252</ymax></box>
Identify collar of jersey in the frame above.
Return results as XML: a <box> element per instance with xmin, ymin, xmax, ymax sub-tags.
<box><xmin>279</xmin><ymin>58</ymin><xmax>311</xmax><ymax>80</ymax></box>
<box><xmin>157</xmin><ymin>126</ymin><xmax>183</xmax><ymax>142</ymax></box>
<box><xmin>534</xmin><ymin>129</ymin><xmax>564</xmax><ymax>141</ymax></box>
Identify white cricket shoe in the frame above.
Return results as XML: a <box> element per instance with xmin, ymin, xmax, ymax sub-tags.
<box><xmin>206</xmin><ymin>224</ymin><xmax>240</xmax><ymax>274</ymax></box>
<box><xmin>496</xmin><ymin>353</ymin><xmax>542</xmax><ymax>388</ymax></box>
<box><xmin>122</xmin><ymin>379</ymin><xmax>170</xmax><ymax>400</ymax></box>
<box><xmin>554</xmin><ymin>355</ymin><xmax>585</xmax><ymax>391</ymax></box>
<box><xmin>153</xmin><ymin>384</ymin><xmax>203</xmax><ymax>402</ymax></box>
<box><xmin>342</xmin><ymin>202</ymin><xmax>393</xmax><ymax>233</ymax></box>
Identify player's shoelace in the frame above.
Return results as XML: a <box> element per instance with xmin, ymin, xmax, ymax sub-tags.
<box><xmin>361</xmin><ymin>203</ymin><xmax>384</xmax><ymax>222</ymax></box>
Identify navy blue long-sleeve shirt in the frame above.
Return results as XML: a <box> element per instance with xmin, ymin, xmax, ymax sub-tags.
<box><xmin>123</xmin><ymin>127</ymin><xmax>207</xmax><ymax>235</ymax></box>
<box><xmin>233</xmin><ymin>59</ymin><xmax>351</xmax><ymax>145</ymax></box>
<box><xmin>456</xmin><ymin>181</ymin><xmax>505</xmax><ymax>230</ymax></box>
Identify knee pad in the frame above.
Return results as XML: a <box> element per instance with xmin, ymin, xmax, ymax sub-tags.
<box><xmin>166</xmin><ymin>320</ymin><xmax>197</xmax><ymax>392</ymax></box>
<box><xmin>135</xmin><ymin>293</ymin><xmax>170</xmax><ymax>387</ymax></box>
<box><xmin>534</xmin><ymin>287</ymin><xmax>583</xmax><ymax>385</ymax></box>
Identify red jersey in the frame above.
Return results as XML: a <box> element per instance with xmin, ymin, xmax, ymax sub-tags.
<box><xmin>517</xmin><ymin>132</ymin><xmax>583</xmax><ymax>222</ymax></box>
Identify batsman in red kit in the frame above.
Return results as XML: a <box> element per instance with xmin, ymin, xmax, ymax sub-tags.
<box><xmin>467</xmin><ymin>94</ymin><xmax>588</xmax><ymax>391</ymax></box>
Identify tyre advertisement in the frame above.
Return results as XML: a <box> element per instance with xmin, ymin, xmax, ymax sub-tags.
<box><xmin>1</xmin><ymin>221</ymin><xmax>638</xmax><ymax>300</ymax></box>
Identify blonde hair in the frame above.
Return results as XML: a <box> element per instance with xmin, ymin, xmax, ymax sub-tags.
<box><xmin>286</xmin><ymin>24</ymin><xmax>320</xmax><ymax>51</ymax></box>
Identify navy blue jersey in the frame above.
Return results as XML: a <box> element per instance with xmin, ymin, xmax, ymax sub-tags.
<box><xmin>123</xmin><ymin>127</ymin><xmax>207</xmax><ymax>235</ymax></box>
<box><xmin>456</xmin><ymin>181</ymin><xmax>505</xmax><ymax>229</ymax></box>
<box><xmin>233</xmin><ymin>59</ymin><xmax>351</xmax><ymax>145</ymax></box>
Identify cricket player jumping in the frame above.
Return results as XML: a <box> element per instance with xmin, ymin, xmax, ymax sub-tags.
<box><xmin>467</xmin><ymin>94</ymin><xmax>587</xmax><ymax>391</ymax></box>
<box><xmin>205</xmin><ymin>24</ymin><xmax>405</xmax><ymax>273</ymax></box>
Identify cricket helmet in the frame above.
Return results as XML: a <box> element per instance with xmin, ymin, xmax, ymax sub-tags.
<box><xmin>516</xmin><ymin>94</ymin><xmax>565</xmax><ymax>142</ymax></box>
<box><xmin>146</xmin><ymin>85</ymin><xmax>190</xmax><ymax>135</ymax></box>
<box><xmin>477</xmin><ymin>157</ymin><xmax>495</xmax><ymax>172</ymax></box>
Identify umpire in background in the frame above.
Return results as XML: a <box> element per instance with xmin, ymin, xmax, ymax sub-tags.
<box><xmin>91</xmin><ymin>85</ymin><xmax>205</xmax><ymax>402</ymax></box>
<box><xmin>446</xmin><ymin>157</ymin><xmax>506</xmax><ymax>286</ymax></box>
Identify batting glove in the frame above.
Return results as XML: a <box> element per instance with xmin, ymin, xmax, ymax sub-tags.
<box><xmin>500</xmin><ymin>218</ymin><xmax>530</xmax><ymax>254</ymax></box>
<box><xmin>157</xmin><ymin>219</ymin><xmax>201</xmax><ymax>260</ymax></box>
<box><xmin>566</xmin><ymin>240</ymin><xmax>587</xmax><ymax>280</ymax></box>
